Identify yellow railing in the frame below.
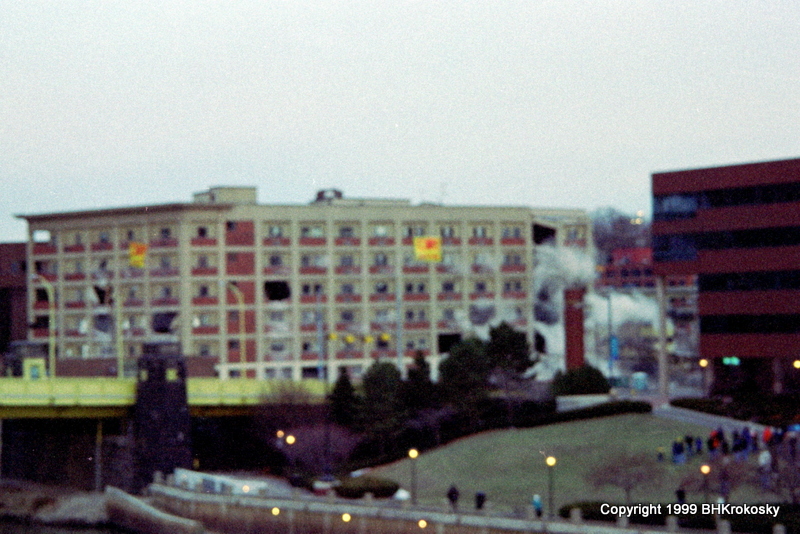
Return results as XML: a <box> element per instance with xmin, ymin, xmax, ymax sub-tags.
<box><xmin>0</xmin><ymin>378</ymin><xmax>326</xmax><ymax>409</ymax></box>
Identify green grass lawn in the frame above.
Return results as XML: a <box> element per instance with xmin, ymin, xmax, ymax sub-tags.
<box><xmin>369</xmin><ymin>413</ymin><xmax>768</xmax><ymax>513</ymax></box>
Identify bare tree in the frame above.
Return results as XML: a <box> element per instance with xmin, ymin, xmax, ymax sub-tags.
<box><xmin>280</xmin><ymin>424</ymin><xmax>359</xmax><ymax>476</ymax></box>
<box><xmin>761</xmin><ymin>450</ymin><xmax>800</xmax><ymax>504</ymax></box>
<box><xmin>586</xmin><ymin>451</ymin><xmax>664</xmax><ymax>503</ymax></box>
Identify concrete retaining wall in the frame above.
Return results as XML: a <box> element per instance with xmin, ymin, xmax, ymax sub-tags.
<box><xmin>147</xmin><ymin>482</ymin><xmax>709</xmax><ymax>534</ymax></box>
<box><xmin>105</xmin><ymin>486</ymin><xmax>204</xmax><ymax>534</ymax></box>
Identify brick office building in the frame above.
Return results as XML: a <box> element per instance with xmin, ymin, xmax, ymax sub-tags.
<box><xmin>652</xmin><ymin>158</ymin><xmax>800</xmax><ymax>393</ymax></box>
<box><xmin>0</xmin><ymin>243</ymin><xmax>28</xmax><ymax>355</ymax></box>
<box><xmin>19</xmin><ymin>187</ymin><xmax>592</xmax><ymax>380</ymax></box>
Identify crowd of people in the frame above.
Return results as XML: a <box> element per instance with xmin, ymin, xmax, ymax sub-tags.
<box><xmin>661</xmin><ymin>425</ymin><xmax>787</xmax><ymax>465</ymax></box>
<box><xmin>662</xmin><ymin>424</ymin><xmax>800</xmax><ymax>501</ymax></box>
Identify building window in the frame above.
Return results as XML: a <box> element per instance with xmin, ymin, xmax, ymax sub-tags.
<box><xmin>653</xmin><ymin>193</ymin><xmax>700</xmax><ymax>221</ymax></box>
<box><xmin>269</xmin><ymin>255</ymin><xmax>283</xmax><ymax>266</ymax></box>
<box><xmin>405</xmin><ymin>282</ymin><xmax>425</xmax><ymax>293</ymax></box>
<box><xmin>340</xmin><ymin>255</ymin><xmax>354</xmax><ymax>267</ymax></box>
<box><xmin>196</xmin><ymin>313</ymin><xmax>214</xmax><ymax>326</ymax></box>
<box><xmin>473</xmin><ymin>226</ymin><xmax>488</xmax><ymax>238</ymax></box>
<box><xmin>197</xmin><ymin>255</ymin><xmax>209</xmax><ymax>268</ymax></box>
<box><xmin>341</xmin><ymin>310</ymin><xmax>355</xmax><ymax>322</ymax></box>
<box><xmin>653</xmin><ymin>234</ymin><xmax>697</xmax><ymax>262</ymax></box>
<box><xmin>442</xmin><ymin>281</ymin><xmax>456</xmax><ymax>293</ymax></box>
<box><xmin>375</xmin><ymin>282</ymin><xmax>389</xmax><ymax>294</ymax></box>
<box><xmin>341</xmin><ymin>283</ymin><xmax>355</xmax><ymax>294</ymax></box>
<box><xmin>339</xmin><ymin>226</ymin><xmax>354</xmax><ymax>238</ymax></box>
<box><xmin>199</xmin><ymin>344</ymin><xmax>211</xmax><ymax>357</ymax></box>
<box><xmin>301</xmin><ymin>284</ymin><xmax>323</xmax><ymax>295</ymax></box>
<box><xmin>226</xmin><ymin>221</ymin><xmax>237</xmax><ymax>232</ymax></box>
<box><xmin>301</xmin><ymin>254</ymin><xmax>324</xmax><ymax>267</ymax></box>
<box><xmin>374</xmin><ymin>253</ymin><xmax>389</xmax><ymax>266</ymax></box>
<box><xmin>504</xmin><ymin>281</ymin><xmax>522</xmax><ymax>292</ymax></box>
<box><xmin>302</xmin><ymin>311</ymin><xmax>322</xmax><ymax>324</ymax></box>
<box><xmin>475</xmin><ymin>281</ymin><xmax>487</xmax><ymax>293</ymax></box>
<box><xmin>441</xmin><ymin>226</ymin><xmax>455</xmax><ymax>238</ymax></box>
<box><xmin>160</xmin><ymin>228</ymin><xmax>171</xmax><ymax>240</ymax></box>
<box><xmin>404</xmin><ymin>225</ymin><xmax>425</xmax><ymax>237</ymax></box>
<box><xmin>269</xmin><ymin>311</ymin><xmax>285</xmax><ymax>322</ymax></box>
<box><xmin>197</xmin><ymin>226</ymin><xmax>208</xmax><ymax>238</ymax></box>
<box><xmin>268</xmin><ymin>225</ymin><xmax>284</xmax><ymax>237</ymax></box>
<box><xmin>502</xmin><ymin>227</ymin><xmax>522</xmax><ymax>238</ymax></box>
<box><xmin>301</xmin><ymin>225</ymin><xmax>324</xmax><ymax>238</ymax></box>
<box><xmin>99</xmin><ymin>231</ymin><xmax>110</xmax><ymax>244</ymax></box>
<box><xmin>373</xmin><ymin>225</ymin><xmax>389</xmax><ymax>237</ymax></box>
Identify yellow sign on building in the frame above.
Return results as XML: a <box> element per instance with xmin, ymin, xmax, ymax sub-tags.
<box><xmin>413</xmin><ymin>236</ymin><xmax>442</xmax><ymax>263</ymax></box>
<box><xmin>128</xmin><ymin>242</ymin><xmax>148</xmax><ymax>268</ymax></box>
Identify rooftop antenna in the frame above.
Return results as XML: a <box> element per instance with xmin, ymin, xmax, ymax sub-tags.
<box><xmin>438</xmin><ymin>182</ymin><xmax>448</xmax><ymax>204</ymax></box>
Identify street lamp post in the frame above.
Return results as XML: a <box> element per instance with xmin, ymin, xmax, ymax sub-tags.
<box><xmin>599</xmin><ymin>291</ymin><xmax>616</xmax><ymax>381</ymax></box>
<box><xmin>699</xmin><ymin>358</ymin><xmax>709</xmax><ymax>396</ymax></box>
<box><xmin>545</xmin><ymin>456</ymin><xmax>557</xmax><ymax>518</ymax></box>
<box><xmin>700</xmin><ymin>464</ymin><xmax>711</xmax><ymax>503</ymax></box>
<box><xmin>408</xmin><ymin>448</ymin><xmax>419</xmax><ymax>505</ymax></box>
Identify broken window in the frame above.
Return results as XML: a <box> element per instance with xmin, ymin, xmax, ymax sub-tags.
<box><xmin>533</xmin><ymin>224</ymin><xmax>556</xmax><ymax>245</ymax></box>
<box><xmin>152</xmin><ymin>312</ymin><xmax>178</xmax><ymax>333</ymax></box>
<box><xmin>437</xmin><ymin>333</ymin><xmax>462</xmax><ymax>353</ymax></box>
<box><xmin>264</xmin><ymin>281</ymin><xmax>290</xmax><ymax>301</ymax></box>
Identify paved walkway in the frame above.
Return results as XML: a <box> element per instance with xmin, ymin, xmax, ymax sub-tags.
<box><xmin>651</xmin><ymin>403</ymin><xmax>767</xmax><ymax>436</ymax></box>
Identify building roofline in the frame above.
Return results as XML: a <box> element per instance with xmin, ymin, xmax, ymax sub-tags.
<box><xmin>16</xmin><ymin>202</ymin><xmax>233</xmax><ymax>223</ymax></box>
<box><xmin>652</xmin><ymin>156</ymin><xmax>800</xmax><ymax>177</ymax></box>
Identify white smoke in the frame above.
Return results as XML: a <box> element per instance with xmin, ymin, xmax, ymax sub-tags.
<box><xmin>530</xmin><ymin>246</ymin><xmax>597</xmax><ymax>380</ymax></box>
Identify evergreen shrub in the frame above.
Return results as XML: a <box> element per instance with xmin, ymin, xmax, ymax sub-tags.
<box><xmin>334</xmin><ymin>476</ymin><xmax>400</xmax><ymax>499</ymax></box>
<box><xmin>551</xmin><ymin>365</ymin><xmax>611</xmax><ymax>396</ymax></box>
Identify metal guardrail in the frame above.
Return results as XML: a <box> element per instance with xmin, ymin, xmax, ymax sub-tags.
<box><xmin>148</xmin><ymin>482</ymin><xmax>723</xmax><ymax>534</ymax></box>
<box><xmin>0</xmin><ymin>378</ymin><xmax>326</xmax><ymax>410</ymax></box>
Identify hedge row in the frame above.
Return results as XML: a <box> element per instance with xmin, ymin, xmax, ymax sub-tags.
<box><xmin>671</xmin><ymin>394</ymin><xmax>800</xmax><ymax>427</ymax></box>
<box><xmin>334</xmin><ymin>476</ymin><xmax>400</xmax><ymax>499</ymax></box>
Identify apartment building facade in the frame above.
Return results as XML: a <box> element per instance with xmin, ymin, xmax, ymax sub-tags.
<box><xmin>20</xmin><ymin>187</ymin><xmax>591</xmax><ymax>381</ymax></box>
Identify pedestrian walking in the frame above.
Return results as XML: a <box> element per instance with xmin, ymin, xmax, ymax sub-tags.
<box><xmin>447</xmin><ymin>485</ymin><xmax>460</xmax><ymax>511</ymax></box>
<box><xmin>532</xmin><ymin>494</ymin><xmax>543</xmax><ymax>517</ymax></box>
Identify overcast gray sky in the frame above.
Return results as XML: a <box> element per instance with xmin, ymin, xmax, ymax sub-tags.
<box><xmin>3</xmin><ymin>1</ymin><xmax>800</xmax><ymax>241</ymax></box>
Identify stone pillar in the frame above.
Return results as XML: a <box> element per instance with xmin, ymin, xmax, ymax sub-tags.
<box><xmin>666</xmin><ymin>515</ymin><xmax>679</xmax><ymax>532</ymax></box>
